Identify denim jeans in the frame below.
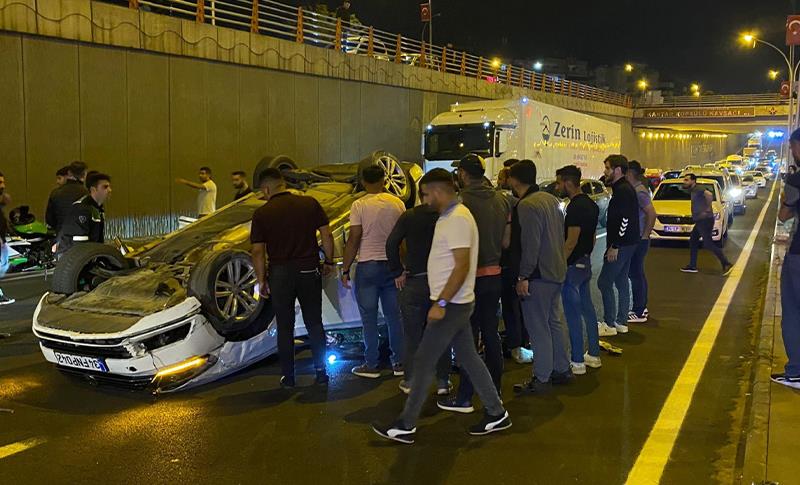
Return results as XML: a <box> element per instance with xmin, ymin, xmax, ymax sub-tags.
<box><xmin>0</xmin><ymin>244</ymin><xmax>9</xmax><ymax>297</ymax></box>
<box><xmin>456</xmin><ymin>275</ymin><xmax>503</xmax><ymax>401</ymax></box>
<box><xmin>520</xmin><ymin>280</ymin><xmax>570</xmax><ymax>383</ymax></box>
<box><xmin>628</xmin><ymin>239</ymin><xmax>650</xmax><ymax>315</ymax></box>
<box><xmin>354</xmin><ymin>261</ymin><xmax>403</xmax><ymax>368</ymax></box>
<box><xmin>398</xmin><ymin>276</ymin><xmax>450</xmax><ymax>384</ymax></box>
<box><xmin>400</xmin><ymin>302</ymin><xmax>504</xmax><ymax>427</ymax></box>
<box><xmin>689</xmin><ymin>217</ymin><xmax>730</xmax><ymax>268</ymax></box>
<box><xmin>597</xmin><ymin>244</ymin><xmax>637</xmax><ymax>325</ymax></box>
<box><xmin>781</xmin><ymin>253</ymin><xmax>800</xmax><ymax>377</ymax></box>
<box><xmin>561</xmin><ymin>257</ymin><xmax>601</xmax><ymax>363</ymax></box>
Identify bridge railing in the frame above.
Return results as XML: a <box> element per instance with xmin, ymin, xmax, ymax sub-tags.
<box><xmin>126</xmin><ymin>0</ymin><xmax>632</xmax><ymax>107</ymax></box>
<box><xmin>636</xmin><ymin>93</ymin><xmax>789</xmax><ymax>107</ymax></box>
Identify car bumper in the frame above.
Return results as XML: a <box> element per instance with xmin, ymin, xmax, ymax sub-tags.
<box><xmin>651</xmin><ymin>221</ymin><xmax>722</xmax><ymax>241</ymax></box>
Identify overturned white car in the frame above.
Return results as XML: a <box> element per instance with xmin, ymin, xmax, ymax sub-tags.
<box><xmin>32</xmin><ymin>152</ymin><xmax>421</xmax><ymax>393</ymax></box>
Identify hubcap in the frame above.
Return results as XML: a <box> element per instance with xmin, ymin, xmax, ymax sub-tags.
<box><xmin>214</xmin><ymin>257</ymin><xmax>259</xmax><ymax>321</ymax></box>
<box><xmin>376</xmin><ymin>155</ymin><xmax>408</xmax><ymax>199</ymax></box>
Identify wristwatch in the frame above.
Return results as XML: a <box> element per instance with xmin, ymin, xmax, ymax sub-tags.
<box><xmin>436</xmin><ymin>299</ymin><xmax>448</xmax><ymax>308</ymax></box>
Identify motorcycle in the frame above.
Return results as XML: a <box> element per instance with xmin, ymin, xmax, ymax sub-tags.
<box><xmin>6</xmin><ymin>206</ymin><xmax>56</xmax><ymax>273</ymax></box>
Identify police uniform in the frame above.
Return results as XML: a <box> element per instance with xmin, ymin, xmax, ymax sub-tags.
<box><xmin>57</xmin><ymin>195</ymin><xmax>105</xmax><ymax>255</ymax></box>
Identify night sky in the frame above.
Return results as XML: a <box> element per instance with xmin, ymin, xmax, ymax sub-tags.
<box><xmin>336</xmin><ymin>0</ymin><xmax>798</xmax><ymax>94</ymax></box>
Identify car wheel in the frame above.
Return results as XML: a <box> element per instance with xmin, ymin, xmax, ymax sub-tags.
<box><xmin>358</xmin><ymin>151</ymin><xmax>412</xmax><ymax>205</ymax></box>
<box><xmin>189</xmin><ymin>249</ymin><xmax>274</xmax><ymax>338</ymax></box>
<box><xmin>51</xmin><ymin>243</ymin><xmax>129</xmax><ymax>295</ymax></box>
<box><xmin>252</xmin><ymin>155</ymin><xmax>298</xmax><ymax>188</ymax></box>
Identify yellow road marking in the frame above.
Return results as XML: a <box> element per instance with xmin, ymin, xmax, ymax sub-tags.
<box><xmin>625</xmin><ymin>181</ymin><xmax>778</xmax><ymax>485</ymax></box>
<box><xmin>0</xmin><ymin>437</ymin><xmax>46</xmax><ymax>460</ymax></box>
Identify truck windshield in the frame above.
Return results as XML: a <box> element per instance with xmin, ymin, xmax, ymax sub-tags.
<box><xmin>424</xmin><ymin>124</ymin><xmax>493</xmax><ymax>160</ymax></box>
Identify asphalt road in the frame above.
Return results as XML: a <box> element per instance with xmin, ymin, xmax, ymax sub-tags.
<box><xmin>0</xmin><ymin>182</ymin><xmax>778</xmax><ymax>485</ymax></box>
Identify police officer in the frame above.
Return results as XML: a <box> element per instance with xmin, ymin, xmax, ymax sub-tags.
<box><xmin>46</xmin><ymin>161</ymin><xmax>89</xmax><ymax>233</ymax></box>
<box><xmin>57</xmin><ymin>172</ymin><xmax>111</xmax><ymax>256</ymax></box>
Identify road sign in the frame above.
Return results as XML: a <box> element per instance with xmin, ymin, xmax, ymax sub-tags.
<box><xmin>420</xmin><ymin>3</ymin><xmax>431</xmax><ymax>22</ymax></box>
<box><xmin>781</xmin><ymin>80</ymin><xmax>791</xmax><ymax>98</ymax></box>
<box><xmin>787</xmin><ymin>15</ymin><xmax>800</xmax><ymax>45</ymax></box>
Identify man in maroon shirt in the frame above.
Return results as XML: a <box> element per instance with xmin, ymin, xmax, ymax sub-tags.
<box><xmin>250</xmin><ymin>168</ymin><xmax>335</xmax><ymax>388</ymax></box>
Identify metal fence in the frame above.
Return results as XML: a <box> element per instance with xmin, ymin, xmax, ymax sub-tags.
<box><xmin>123</xmin><ymin>0</ymin><xmax>632</xmax><ymax>107</ymax></box>
<box><xmin>637</xmin><ymin>93</ymin><xmax>789</xmax><ymax>108</ymax></box>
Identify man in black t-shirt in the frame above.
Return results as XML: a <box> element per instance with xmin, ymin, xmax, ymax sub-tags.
<box><xmin>231</xmin><ymin>171</ymin><xmax>252</xmax><ymax>202</ymax></box>
<box><xmin>250</xmin><ymin>168</ymin><xmax>335</xmax><ymax>389</ymax></box>
<box><xmin>556</xmin><ymin>166</ymin><xmax>601</xmax><ymax>375</ymax></box>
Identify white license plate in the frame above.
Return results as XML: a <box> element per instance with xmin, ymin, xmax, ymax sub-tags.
<box><xmin>53</xmin><ymin>351</ymin><xmax>108</xmax><ymax>372</ymax></box>
<box><xmin>664</xmin><ymin>225</ymin><xmax>688</xmax><ymax>233</ymax></box>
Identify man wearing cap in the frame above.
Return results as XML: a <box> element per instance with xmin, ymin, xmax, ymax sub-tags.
<box><xmin>438</xmin><ymin>154</ymin><xmax>511</xmax><ymax>413</ymax></box>
<box><xmin>626</xmin><ymin>161</ymin><xmax>657</xmax><ymax>324</ymax></box>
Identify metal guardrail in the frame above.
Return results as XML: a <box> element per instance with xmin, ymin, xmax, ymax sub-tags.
<box><xmin>122</xmin><ymin>0</ymin><xmax>632</xmax><ymax>107</ymax></box>
<box><xmin>637</xmin><ymin>93</ymin><xmax>789</xmax><ymax>108</ymax></box>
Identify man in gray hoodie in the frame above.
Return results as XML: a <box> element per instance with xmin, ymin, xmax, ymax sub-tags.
<box><xmin>438</xmin><ymin>154</ymin><xmax>511</xmax><ymax>413</ymax></box>
<box><xmin>506</xmin><ymin>160</ymin><xmax>570</xmax><ymax>394</ymax></box>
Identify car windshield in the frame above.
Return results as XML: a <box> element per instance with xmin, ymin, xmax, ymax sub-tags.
<box><xmin>424</xmin><ymin>123</ymin><xmax>494</xmax><ymax>160</ymax></box>
<box><xmin>664</xmin><ymin>171</ymin><xmax>682</xmax><ymax>179</ymax></box>
<box><xmin>654</xmin><ymin>183</ymin><xmax>715</xmax><ymax>201</ymax></box>
<box><xmin>743</xmin><ymin>175</ymin><xmax>754</xmax><ymax>182</ymax></box>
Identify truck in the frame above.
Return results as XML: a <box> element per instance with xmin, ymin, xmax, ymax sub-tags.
<box><xmin>422</xmin><ymin>98</ymin><xmax>622</xmax><ymax>181</ymax></box>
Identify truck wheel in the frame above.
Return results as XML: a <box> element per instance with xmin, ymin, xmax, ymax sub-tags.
<box><xmin>358</xmin><ymin>151</ymin><xmax>412</xmax><ymax>205</ymax></box>
<box><xmin>252</xmin><ymin>155</ymin><xmax>298</xmax><ymax>189</ymax></box>
<box><xmin>189</xmin><ymin>249</ymin><xmax>274</xmax><ymax>338</ymax></box>
<box><xmin>51</xmin><ymin>243</ymin><xmax>129</xmax><ymax>295</ymax></box>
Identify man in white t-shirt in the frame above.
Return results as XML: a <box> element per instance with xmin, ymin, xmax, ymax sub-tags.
<box><xmin>176</xmin><ymin>166</ymin><xmax>217</xmax><ymax>217</ymax></box>
<box><xmin>372</xmin><ymin>168</ymin><xmax>510</xmax><ymax>445</ymax></box>
<box><xmin>342</xmin><ymin>165</ymin><xmax>406</xmax><ymax>379</ymax></box>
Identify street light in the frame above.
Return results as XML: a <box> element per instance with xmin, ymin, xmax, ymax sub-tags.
<box><xmin>624</xmin><ymin>63</ymin><xmax>634</xmax><ymax>72</ymax></box>
<box><xmin>533</xmin><ymin>61</ymin><xmax>543</xmax><ymax>71</ymax></box>
<box><xmin>690</xmin><ymin>83</ymin><xmax>700</xmax><ymax>93</ymax></box>
<box><xmin>692</xmin><ymin>91</ymin><xmax>701</xmax><ymax>98</ymax></box>
<box><xmin>491</xmin><ymin>58</ymin><xmax>501</xmax><ymax>69</ymax></box>
<box><xmin>637</xmin><ymin>79</ymin><xmax>648</xmax><ymax>90</ymax></box>
<box><xmin>769</xmin><ymin>69</ymin><xmax>780</xmax><ymax>80</ymax></box>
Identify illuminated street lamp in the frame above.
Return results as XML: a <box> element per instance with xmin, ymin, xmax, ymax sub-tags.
<box><xmin>769</xmin><ymin>69</ymin><xmax>780</xmax><ymax>80</ymax></box>
<box><xmin>624</xmin><ymin>63</ymin><xmax>634</xmax><ymax>73</ymax></box>
<box><xmin>690</xmin><ymin>83</ymin><xmax>700</xmax><ymax>93</ymax></box>
<box><xmin>692</xmin><ymin>91</ymin><xmax>700</xmax><ymax>98</ymax></box>
<box><xmin>533</xmin><ymin>61</ymin><xmax>543</xmax><ymax>71</ymax></box>
<box><xmin>637</xmin><ymin>79</ymin><xmax>648</xmax><ymax>91</ymax></box>
<box><xmin>491</xmin><ymin>58</ymin><xmax>501</xmax><ymax>69</ymax></box>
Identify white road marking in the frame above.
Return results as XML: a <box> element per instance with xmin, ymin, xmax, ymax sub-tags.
<box><xmin>624</xmin><ymin>180</ymin><xmax>778</xmax><ymax>484</ymax></box>
<box><xmin>0</xmin><ymin>437</ymin><xmax>46</xmax><ymax>460</ymax></box>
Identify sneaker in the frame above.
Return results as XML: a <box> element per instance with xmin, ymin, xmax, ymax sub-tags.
<box><xmin>680</xmin><ymin>265</ymin><xmax>699</xmax><ymax>273</ymax></box>
<box><xmin>614</xmin><ymin>323</ymin><xmax>629</xmax><ymax>334</ymax></box>
<box><xmin>280</xmin><ymin>375</ymin><xmax>295</xmax><ymax>388</ymax></box>
<box><xmin>314</xmin><ymin>371</ymin><xmax>329</xmax><ymax>385</ymax></box>
<box><xmin>351</xmin><ymin>364</ymin><xmax>381</xmax><ymax>379</ymax></box>
<box><xmin>511</xmin><ymin>347</ymin><xmax>534</xmax><ymax>364</ymax></box>
<box><xmin>436</xmin><ymin>380</ymin><xmax>453</xmax><ymax>396</ymax></box>
<box><xmin>722</xmin><ymin>263</ymin><xmax>734</xmax><ymax>276</ymax></box>
<box><xmin>398</xmin><ymin>380</ymin><xmax>411</xmax><ymax>394</ymax></box>
<box><xmin>771</xmin><ymin>373</ymin><xmax>800</xmax><ymax>390</ymax></box>
<box><xmin>372</xmin><ymin>420</ymin><xmax>416</xmax><ymax>444</ymax></box>
<box><xmin>437</xmin><ymin>397</ymin><xmax>475</xmax><ymax>414</ymax></box>
<box><xmin>627</xmin><ymin>311</ymin><xmax>647</xmax><ymax>323</ymax></box>
<box><xmin>583</xmin><ymin>353</ymin><xmax>602</xmax><ymax>369</ymax></box>
<box><xmin>550</xmin><ymin>370</ymin><xmax>573</xmax><ymax>385</ymax></box>
<box><xmin>570</xmin><ymin>362</ymin><xmax>587</xmax><ymax>375</ymax></box>
<box><xmin>513</xmin><ymin>378</ymin><xmax>552</xmax><ymax>395</ymax></box>
<box><xmin>642</xmin><ymin>308</ymin><xmax>650</xmax><ymax>317</ymax></box>
<box><xmin>468</xmin><ymin>411</ymin><xmax>512</xmax><ymax>436</ymax></box>
<box><xmin>0</xmin><ymin>293</ymin><xmax>14</xmax><ymax>305</ymax></box>
<box><xmin>392</xmin><ymin>364</ymin><xmax>404</xmax><ymax>377</ymax></box>
<box><xmin>598</xmin><ymin>322</ymin><xmax>618</xmax><ymax>337</ymax></box>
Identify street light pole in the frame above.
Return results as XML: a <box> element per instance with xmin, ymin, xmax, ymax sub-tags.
<box><xmin>428</xmin><ymin>0</ymin><xmax>433</xmax><ymax>47</ymax></box>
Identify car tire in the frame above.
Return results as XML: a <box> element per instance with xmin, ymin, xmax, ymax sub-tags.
<box><xmin>51</xmin><ymin>243</ymin><xmax>129</xmax><ymax>295</ymax></box>
<box><xmin>188</xmin><ymin>249</ymin><xmax>274</xmax><ymax>338</ymax></box>
<box><xmin>358</xmin><ymin>151</ymin><xmax>413</xmax><ymax>206</ymax></box>
<box><xmin>252</xmin><ymin>155</ymin><xmax>298</xmax><ymax>189</ymax></box>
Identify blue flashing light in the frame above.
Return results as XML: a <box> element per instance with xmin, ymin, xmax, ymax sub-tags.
<box><xmin>483</xmin><ymin>121</ymin><xmax>490</xmax><ymax>128</ymax></box>
<box><xmin>768</xmin><ymin>130</ymin><xmax>785</xmax><ymax>139</ymax></box>
<box><xmin>327</xmin><ymin>354</ymin><xmax>337</xmax><ymax>364</ymax></box>
<box><xmin>521</xmin><ymin>96</ymin><xmax>529</xmax><ymax>104</ymax></box>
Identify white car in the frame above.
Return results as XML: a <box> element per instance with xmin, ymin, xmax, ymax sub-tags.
<box><xmin>740</xmin><ymin>174</ymin><xmax>758</xmax><ymax>199</ymax></box>
<box><xmin>746</xmin><ymin>170</ymin><xmax>767</xmax><ymax>187</ymax></box>
<box><xmin>651</xmin><ymin>179</ymin><xmax>729</xmax><ymax>244</ymax></box>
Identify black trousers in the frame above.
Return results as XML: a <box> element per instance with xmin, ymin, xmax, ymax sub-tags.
<box><xmin>501</xmin><ymin>269</ymin><xmax>528</xmax><ymax>349</ymax></box>
<box><xmin>268</xmin><ymin>264</ymin><xmax>327</xmax><ymax>378</ymax></box>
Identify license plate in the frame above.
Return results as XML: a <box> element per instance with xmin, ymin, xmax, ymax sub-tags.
<box><xmin>664</xmin><ymin>225</ymin><xmax>687</xmax><ymax>233</ymax></box>
<box><xmin>53</xmin><ymin>351</ymin><xmax>108</xmax><ymax>372</ymax></box>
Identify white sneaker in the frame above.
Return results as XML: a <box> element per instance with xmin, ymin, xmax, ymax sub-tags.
<box><xmin>642</xmin><ymin>308</ymin><xmax>649</xmax><ymax>317</ymax></box>
<box><xmin>570</xmin><ymin>362</ymin><xmax>587</xmax><ymax>375</ymax></box>
<box><xmin>614</xmin><ymin>323</ymin><xmax>629</xmax><ymax>334</ymax></box>
<box><xmin>511</xmin><ymin>347</ymin><xmax>533</xmax><ymax>364</ymax></box>
<box><xmin>598</xmin><ymin>322</ymin><xmax>617</xmax><ymax>337</ymax></box>
<box><xmin>583</xmin><ymin>353</ymin><xmax>602</xmax><ymax>368</ymax></box>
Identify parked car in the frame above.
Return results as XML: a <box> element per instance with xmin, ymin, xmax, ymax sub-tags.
<box><xmin>650</xmin><ymin>179</ymin><xmax>729</xmax><ymax>245</ymax></box>
<box><xmin>539</xmin><ymin>178</ymin><xmax>610</xmax><ymax>227</ymax></box>
<box><xmin>644</xmin><ymin>168</ymin><xmax>663</xmax><ymax>191</ymax></box>
<box><xmin>680</xmin><ymin>168</ymin><xmax>734</xmax><ymax>226</ymax></box>
<box><xmin>31</xmin><ymin>151</ymin><xmax>422</xmax><ymax>393</ymax></box>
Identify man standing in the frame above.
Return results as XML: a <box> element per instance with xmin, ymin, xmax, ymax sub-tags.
<box><xmin>556</xmin><ymin>165</ymin><xmax>601</xmax><ymax>375</ymax></box>
<box><xmin>386</xmin><ymin>188</ymin><xmax>451</xmax><ymax>396</ymax></box>
<box><xmin>57</xmin><ymin>172</ymin><xmax>111</xmax><ymax>256</ymax></box>
<box><xmin>626</xmin><ymin>161</ymin><xmax>657</xmax><ymax>323</ymax></box>
<box><xmin>46</xmin><ymin>161</ymin><xmax>88</xmax><ymax>233</ymax></box>
<box><xmin>773</xmin><ymin>127</ymin><xmax>800</xmax><ymax>389</ymax></box>
<box><xmin>438</xmin><ymin>154</ymin><xmax>509</xmax><ymax>413</ymax></box>
<box><xmin>372</xmin><ymin>169</ymin><xmax>510</xmax><ymax>444</ymax></box>
<box><xmin>680</xmin><ymin>173</ymin><xmax>733</xmax><ymax>275</ymax></box>
<box><xmin>176</xmin><ymin>166</ymin><xmax>217</xmax><ymax>217</ymax></box>
<box><xmin>507</xmin><ymin>160</ymin><xmax>570</xmax><ymax>394</ymax></box>
<box><xmin>232</xmin><ymin>171</ymin><xmax>252</xmax><ymax>202</ymax></box>
<box><xmin>342</xmin><ymin>165</ymin><xmax>405</xmax><ymax>378</ymax></box>
<box><xmin>597</xmin><ymin>155</ymin><xmax>640</xmax><ymax>337</ymax></box>
<box><xmin>0</xmin><ymin>172</ymin><xmax>14</xmax><ymax>305</ymax></box>
<box><xmin>250</xmin><ymin>168</ymin><xmax>334</xmax><ymax>388</ymax></box>
<box><xmin>55</xmin><ymin>166</ymin><xmax>69</xmax><ymax>187</ymax></box>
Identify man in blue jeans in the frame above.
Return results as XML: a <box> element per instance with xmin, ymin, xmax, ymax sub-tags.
<box><xmin>626</xmin><ymin>161</ymin><xmax>657</xmax><ymax>324</ymax></box>
<box><xmin>0</xmin><ymin>172</ymin><xmax>15</xmax><ymax>306</ymax></box>
<box><xmin>342</xmin><ymin>165</ymin><xmax>406</xmax><ymax>378</ymax></box>
<box><xmin>597</xmin><ymin>155</ymin><xmax>640</xmax><ymax>337</ymax></box>
<box><xmin>556</xmin><ymin>165</ymin><xmax>601</xmax><ymax>375</ymax></box>
<box><xmin>772</xmin><ymin>128</ymin><xmax>800</xmax><ymax>389</ymax></box>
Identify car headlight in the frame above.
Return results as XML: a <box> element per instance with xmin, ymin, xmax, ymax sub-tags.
<box><xmin>729</xmin><ymin>188</ymin><xmax>742</xmax><ymax>197</ymax></box>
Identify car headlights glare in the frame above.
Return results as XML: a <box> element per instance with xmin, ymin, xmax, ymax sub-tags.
<box><xmin>729</xmin><ymin>188</ymin><xmax>742</xmax><ymax>197</ymax></box>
